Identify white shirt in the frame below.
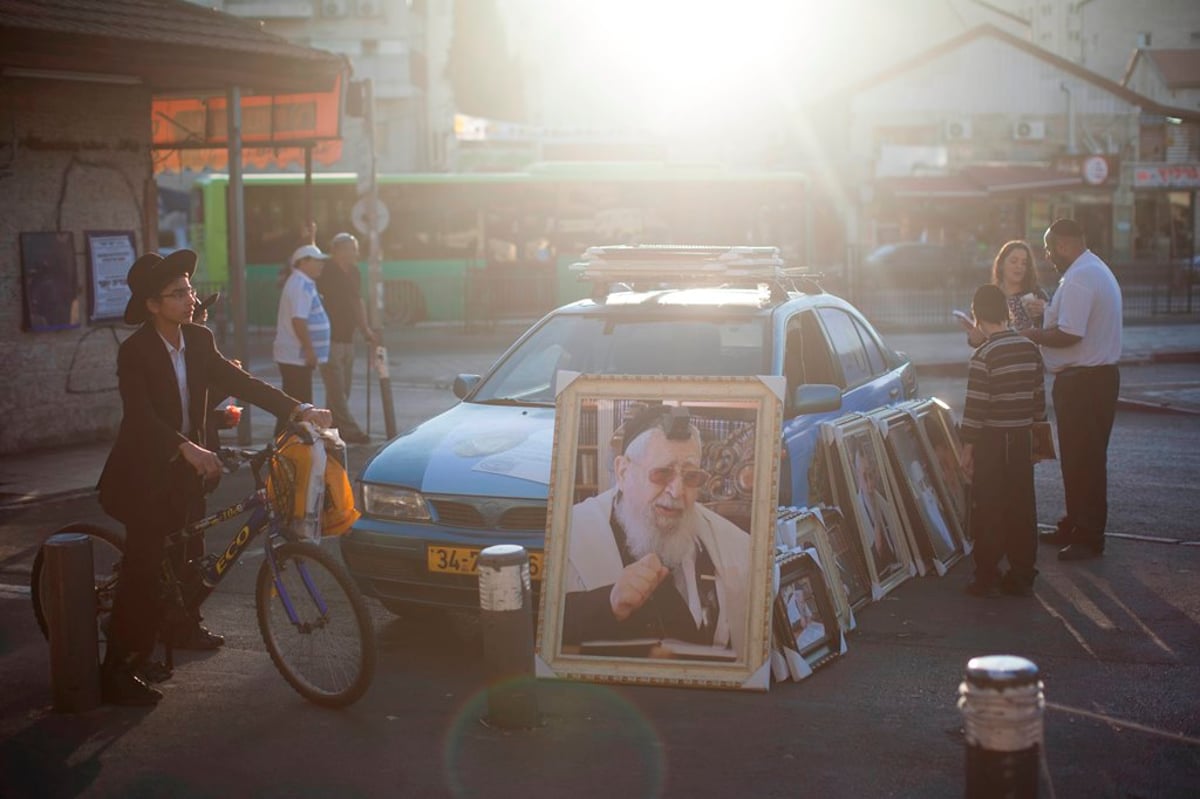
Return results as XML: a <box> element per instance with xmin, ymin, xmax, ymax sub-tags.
<box><xmin>1041</xmin><ymin>249</ymin><xmax>1123</xmax><ymax>373</ymax></box>
<box><xmin>157</xmin><ymin>331</ymin><xmax>191</xmax><ymax>437</ymax></box>
<box><xmin>273</xmin><ymin>269</ymin><xmax>331</xmax><ymax>366</ymax></box>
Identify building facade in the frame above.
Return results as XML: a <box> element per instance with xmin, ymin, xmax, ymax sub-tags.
<box><xmin>810</xmin><ymin>25</ymin><xmax>1200</xmax><ymax>283</ymax></box>
<box><xmin>197</xmin><ymin>0</ymin><xmax>453</xmax><ymax>172</ymax></box>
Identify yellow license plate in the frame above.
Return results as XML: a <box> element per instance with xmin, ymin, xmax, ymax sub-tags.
<box><xmin>426</xmin><ymin>546</ymin><xmax>543</xmax><ymax>581</ymax></box>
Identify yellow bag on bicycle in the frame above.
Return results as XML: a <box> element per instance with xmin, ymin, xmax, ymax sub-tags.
<box><xmin>268</xmin><ymin>430</ymin><xmax>360</xmax><ymax>540</ymax></box>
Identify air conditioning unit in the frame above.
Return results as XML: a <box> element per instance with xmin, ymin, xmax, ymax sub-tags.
<box><xmin>944</xmin><ymin>118</ymin><xmax>972</xmax><ymax>141</ymax></box>
<box><xmin>356</xmin><ymin>0</ymin><xmax>382</xmax><ymax>16</ymax></box>
<box><xmin>1013</xmin><ymin>120</ymin><xmax>1046</xmax><ymax>141</ymax></box>
<box><xmin>321</xmin><ymin>0</ymin><xmax>349</xmax><ymax>17</ymax></box>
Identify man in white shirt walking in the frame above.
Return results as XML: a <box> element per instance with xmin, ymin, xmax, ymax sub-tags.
<box><xmin>274</xmin><ymin>244</ymin><xmax>332</xmax><ymax>436</ymax></box>
<box><xmin>1021</xmin><ymin>219</ymin><xmax>1123</xmax><ymax>561</ymax></box>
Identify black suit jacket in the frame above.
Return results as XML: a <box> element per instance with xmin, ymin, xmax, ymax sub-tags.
<box><xmin>98</xmin><ymin>322</ymin><xmax>298</xmax><ymax>529</ymax></box>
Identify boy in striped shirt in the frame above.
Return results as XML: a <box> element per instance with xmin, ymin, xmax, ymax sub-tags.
<box><xmin>959</xmin><ymin>284</ymin><xmax>1046</xmax><ymax>597</ymax></box>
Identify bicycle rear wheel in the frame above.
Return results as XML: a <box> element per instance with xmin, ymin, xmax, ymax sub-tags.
<box><xmin>255</xmin><ymin>541</ymin><xmax>376</xmax><ymax>708</ymax></box>
<box><xmin>30</xmin><ymin>523</ymin><xmax>125</xmax><ymax>659</ymax></box>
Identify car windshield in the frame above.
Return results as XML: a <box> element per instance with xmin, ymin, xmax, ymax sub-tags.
<box><xmin>472</xmin><ymin>315</ymin><xmax>768</xmax><ymax>404</ymax></box>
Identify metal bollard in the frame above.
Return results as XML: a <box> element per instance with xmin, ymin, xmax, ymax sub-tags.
<box><xmin>477</xmin><ymin>544</ymin><xmax>539</xmax><ymax>729</ymax></box>
<box><xmin>43</xmin><ymin>533</ymin><xmax>101</xmax><ymax>713</ymax></box>
<box><xmin>958</xmin><ymin>655</ymin><xmax>1044</xmax><ymax>799</ymax></box>
<box><xmin>374</xmin><ymin>345</ymin><xmax>397</xmax><ymax>439</ymax></box>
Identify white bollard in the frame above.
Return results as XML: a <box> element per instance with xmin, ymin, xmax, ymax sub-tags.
<box><xmin>958</xmin><ymin>655</ymin><xmax>1044</xmax><ymax>799</ymax></box>
<box><xmin>477</xmin><ymin>544</ymin><xmax>538</xmax><ymax>729</ymax></box>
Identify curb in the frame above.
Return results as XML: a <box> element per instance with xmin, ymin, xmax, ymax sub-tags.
<box><xmin>0</xmin><ymin>487</ymin><xmax>98</xmax><ymax>512</ymax></box>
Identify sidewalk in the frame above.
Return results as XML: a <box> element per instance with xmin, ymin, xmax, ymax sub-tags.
<box><xmin>1</xmin><ymin>321</ymin><xmax>1197</xmax><ymax>508</ymax></box>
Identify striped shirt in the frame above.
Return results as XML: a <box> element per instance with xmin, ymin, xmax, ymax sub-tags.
<box><xmin>961</xmin><ymin>329</ymin><xmax>1046</xmax><ymax>444</ymax></box>
<box><xmin>273</xmin><ymin>269</ymin><xmax>331</xmax><ymax>366</ymax></box>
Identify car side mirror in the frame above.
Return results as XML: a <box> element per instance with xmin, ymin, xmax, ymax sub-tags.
<box><xmin>788</xmin><ymin>384</ymin><xmax>842</xmax><ymax>417</ymax></box>
<box><xmin>452</xmin><ymin>374</ymin><xmax>481</xmax><ymax>399</ymax></box>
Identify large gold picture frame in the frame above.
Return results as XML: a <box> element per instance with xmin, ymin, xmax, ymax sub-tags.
<box><xmin>535</xmin><ymin>373</ymin><xmax>784</xmax><ymax>691</ymax></box>
<box><xmin>821</xmin><ymin>414</ymin><xmax>915</xmax><ymax>600</ymax></box>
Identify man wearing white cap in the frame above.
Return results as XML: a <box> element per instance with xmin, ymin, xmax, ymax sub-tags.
<box><xmin>274</xmin><ymin>244</ymin><xmax>332</xmax><ymax>436</ymax></box>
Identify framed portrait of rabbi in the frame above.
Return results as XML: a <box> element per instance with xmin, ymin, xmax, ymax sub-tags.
<box><xmin>536</xmin><ymin>373</ymin><xmax>783</xmax><ymax>691</ymax></box>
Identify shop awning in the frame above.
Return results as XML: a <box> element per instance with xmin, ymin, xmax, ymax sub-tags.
<box><xmin>878</xmin><ymin>164</ymin><xmax>1085</xmax><ymax>199</ymax></box>
<box><xmin>960</xmin><ymin>164</ymin><xmax>1083</xmax><ymax>193</ymax></box>
<box><xmin>877</xmin><ymin>174</ymin><xmax>988</xmax><ymax>199</ymax></box>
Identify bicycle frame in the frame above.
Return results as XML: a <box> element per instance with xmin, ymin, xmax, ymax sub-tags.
<box><xmin>163</xmin><ymin>473</ymin><xmax>327</xmax><ymax>637</ymax></box>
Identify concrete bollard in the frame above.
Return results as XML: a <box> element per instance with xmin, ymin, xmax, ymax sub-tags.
<box><xmin>958</xmin><ymin>655</ymin><xmax>1044</xmax><ymax>799</ymax></box>
<box><xmin>43</xmin><ymin>533</ymin><xmax>101</xmax><ymax>713</ymax></box>
<box><xmin>477</xmin><ymin>544</ymin><xmax>539</xmax><ymax>729</ymax></box>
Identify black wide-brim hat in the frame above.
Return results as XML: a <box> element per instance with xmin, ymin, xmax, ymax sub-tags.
<box><xmin>123</xmin><ymin>249</ymin><xmax>198</xmax><ymax>325</ymax></box>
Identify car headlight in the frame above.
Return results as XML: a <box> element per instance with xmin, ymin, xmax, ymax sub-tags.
<box><xmin>362</xmin><ymin>484</ymin><xmax>432</xmax><ymax>522</ymax></box>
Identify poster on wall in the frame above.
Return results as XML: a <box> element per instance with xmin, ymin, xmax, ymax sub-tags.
<box><xmin>20</xmin><ymin>232</ymin><xmax>81</xmax><ymax>333</ymax></box>
<box><xmin>86</xmin><ymin>231</ymin><xmax>137</xmax><ymax>323</ymax></box>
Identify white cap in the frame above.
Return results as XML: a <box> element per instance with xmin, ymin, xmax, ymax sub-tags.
<box><xmin>290</xmin><ymin>244</ymin><xmax>330</xmax><ymax>267</ymax></box>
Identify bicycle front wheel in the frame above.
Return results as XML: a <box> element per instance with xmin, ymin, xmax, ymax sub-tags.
<box><xmin>255</xmin><ymin>542</ymin><xmax>376</xmax><ymax>708</ymax></box>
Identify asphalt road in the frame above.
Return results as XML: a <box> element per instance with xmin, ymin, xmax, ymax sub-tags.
<box><xmin>2</xmin><ymin>367</ymin><xmax>1199</xmax><ymax>798</ymax></box>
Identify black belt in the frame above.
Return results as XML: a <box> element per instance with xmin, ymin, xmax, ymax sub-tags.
<box><xmin>1057</xmin><ymin>364</ymin><xmax>1118</xmax><ymax>378</ymax></box>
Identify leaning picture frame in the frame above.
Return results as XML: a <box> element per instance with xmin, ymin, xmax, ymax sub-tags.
<box><xmin>773</xmin><ymin>549</ymin><xmax>842</xmax><ymax>680</ymax></box>
<box><xmin>536</xmin><ymin>372</ymin><xmax>784</xmax><ymax>692</ymax></box>
<box><xmin>903</xmin><ymin>398</ymin><xmax>972</xmax><ymax>551</ymax></box>
<box><xmin>20</xmin><ymin>231</ymin><xmax>81</xmax><ymax>332</ymax></box>
<box><xmin>821</xmin><ymin>414</ymin><xmax>915</xmax><ymax>600</ymax></box>
<box><xmin>868</xmin><ymin>407</ymin><xmax>965</xmax><ymax>576</ymax></box>
<box><xmin>814</xmin><ymin>448</ymin><xmax>874</xmax><ymax>611</ymax></box>
<box><xmin>777</xmin><ymin>506</ymin><xmax>856</xmax><ymax>633</ymax></box>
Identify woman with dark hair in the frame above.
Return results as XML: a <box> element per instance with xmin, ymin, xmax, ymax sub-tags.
<box><xmin>960</xmin><ymin>240</ymin><xmax>1049</xmax><ymax>346</ymax></box>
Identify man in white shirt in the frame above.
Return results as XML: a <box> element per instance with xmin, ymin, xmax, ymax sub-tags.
<box><xmin>1021</xmin><ymin>219</ymin><xmax>1122</xmax><ymax>561</ymax></box>
<box><xmin>274</xmin><ymin>244</ymin><xmax>333</xmax><ymax>436</ymax></box>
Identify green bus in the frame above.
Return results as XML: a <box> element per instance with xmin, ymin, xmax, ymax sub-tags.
<box><xmin>188</xmin><ymin>163</ymin><xmax>811</xmax><ymax>327</ymax></box>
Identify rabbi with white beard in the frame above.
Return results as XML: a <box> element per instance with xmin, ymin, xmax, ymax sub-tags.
<box><xmin>562</xmin><ymin>405</ymin><xmax>750</xmax><ymax>659</ymax></box>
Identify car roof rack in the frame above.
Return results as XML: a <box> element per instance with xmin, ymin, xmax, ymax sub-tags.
<box><xmin>571</xmin><ymin>245</ymin><xmax>825</xmax><ymax>304</ymax></box>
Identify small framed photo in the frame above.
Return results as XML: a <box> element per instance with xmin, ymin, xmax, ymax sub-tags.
<box><xmin>822</xmin><ymin>414</ymin><xmax>915</xmax><ymax>600</ymax></box>
<box><xmin>536</xmin><ymin>373</ymin><xmax>784</xmax><ymax>691</ymax></box>
<box><xmin>777</xmin><ymin>506</ymin><xmax>855</xmax><ymax>632</ymax></box>
<box><xmin>20</xmin><ymin>231</ymin><xmax>80</xmax><ymax>332</ymax></box>
<box><xmin>773</xmin><ymin>550</ymin><xmax>841</xmax><ymax>678</ymax></box>
<box><xmin>868</xmin><ymin>407</ymin><xmax>965</xmax><ymax>576</ymax></box>
<box><xmin>903</xmin><ymin>398</ymin><xmax>972</xmax><ymax>550</ymax></box>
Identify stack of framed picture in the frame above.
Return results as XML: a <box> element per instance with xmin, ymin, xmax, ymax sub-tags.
<box><xmin>820</xmin><ymin>414</ymin><xmax>917</xmax><ymax>601</ymax></box>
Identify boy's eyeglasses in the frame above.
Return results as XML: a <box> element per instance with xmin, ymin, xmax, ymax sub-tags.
<box><xmin>635</xmin><ymin>462</ymin><xmax>710</xmax><ymax>488</ymax></box>
<box><xmin>160</xmin><ymin>287</ymin><xmax>198</xmax><ymax>301</ymax></box>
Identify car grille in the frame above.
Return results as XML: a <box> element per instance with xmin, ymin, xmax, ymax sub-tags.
<box><xmin>498</xmin><ymin>507</ymin><xmax>547</xmax><ymax>532</ymax></box>
<box><xmin>426</xmin><ymin>496</ymin><xmax>547</xmax><ymax>531</ymax></box>
<box><xmin>429</xmin><ymin>500</ymin><xmax>485</xmax><ymax>528</ymax></box>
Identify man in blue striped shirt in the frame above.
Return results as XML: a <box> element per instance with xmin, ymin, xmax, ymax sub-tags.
<box><xmin>273</xmin><ymin>244</ymin><xmax>332</xmax><ymax>436</ymax></box>
<box><xmin>959</xmin><ymin>284</ymin><xmax>1046</xmax><ymax>597</ymax></box>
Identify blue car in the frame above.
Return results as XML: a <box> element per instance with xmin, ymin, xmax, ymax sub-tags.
<box><xmin>341</xmin><ymin>247</ymin><xmax>918</xmax><ymax>613</ymax></box>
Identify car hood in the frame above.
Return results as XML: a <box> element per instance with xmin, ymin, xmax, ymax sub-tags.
<box><xmin>361</xmin><ymin>402</ymin><xmax>557</xmax><ymax>500</ymax></box>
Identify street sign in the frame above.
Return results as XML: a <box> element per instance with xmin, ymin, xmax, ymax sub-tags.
<box><xmin>352</xmin><ymin>196</ymin><xmax>389</xmax><ymax>235</ymax></box>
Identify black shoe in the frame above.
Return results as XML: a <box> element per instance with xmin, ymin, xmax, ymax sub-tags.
<box><xmin>101</xmin><ymin>665</ymin><xmax>163</xmax><ymax>706</ymax></box>
<box><xmin>1040</xmin><ymin>518</ymin><xmax>1074</xmax><ymax>546</ymax></box>
<box><xmin>137</xmin><ymin>659</ymin><xmax>174</xmax><ymax>684</ymax></box>
<box><xmin>1058</xmin><ymin>543</ymin><xmax>1103</xmax><ymax>562</ymax></box>
<box><xmin>167</xmin><ymin>623</ymin><xmax>225</xmax><ymax>650</ymax></box>
<box><xmin>964</xmin><ymin>580</ymin><xmax>1000</xmax><ymax>598</ymax></box>
<box><xmin>999</xmin><ymin>573</ymin><xmax>1034</xmax><ymax>597</ymax></box>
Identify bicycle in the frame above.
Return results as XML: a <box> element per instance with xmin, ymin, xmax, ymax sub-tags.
<box><xmin>30</xmin><ymin>425</ymin><xmax>377</xmax><ymax>708</ymax></box>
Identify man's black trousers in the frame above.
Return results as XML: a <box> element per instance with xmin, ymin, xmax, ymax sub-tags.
<box><xmin>1052</xmin><ymin>365</ymin><xmax>1120</xmax><ymax>549</ymax></box>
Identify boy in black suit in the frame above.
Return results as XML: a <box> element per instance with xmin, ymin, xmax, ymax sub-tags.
<box><xmin>97</xmin><ymin>250</ymin><xmax>331</xmax><ymax>705</ymax></box>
